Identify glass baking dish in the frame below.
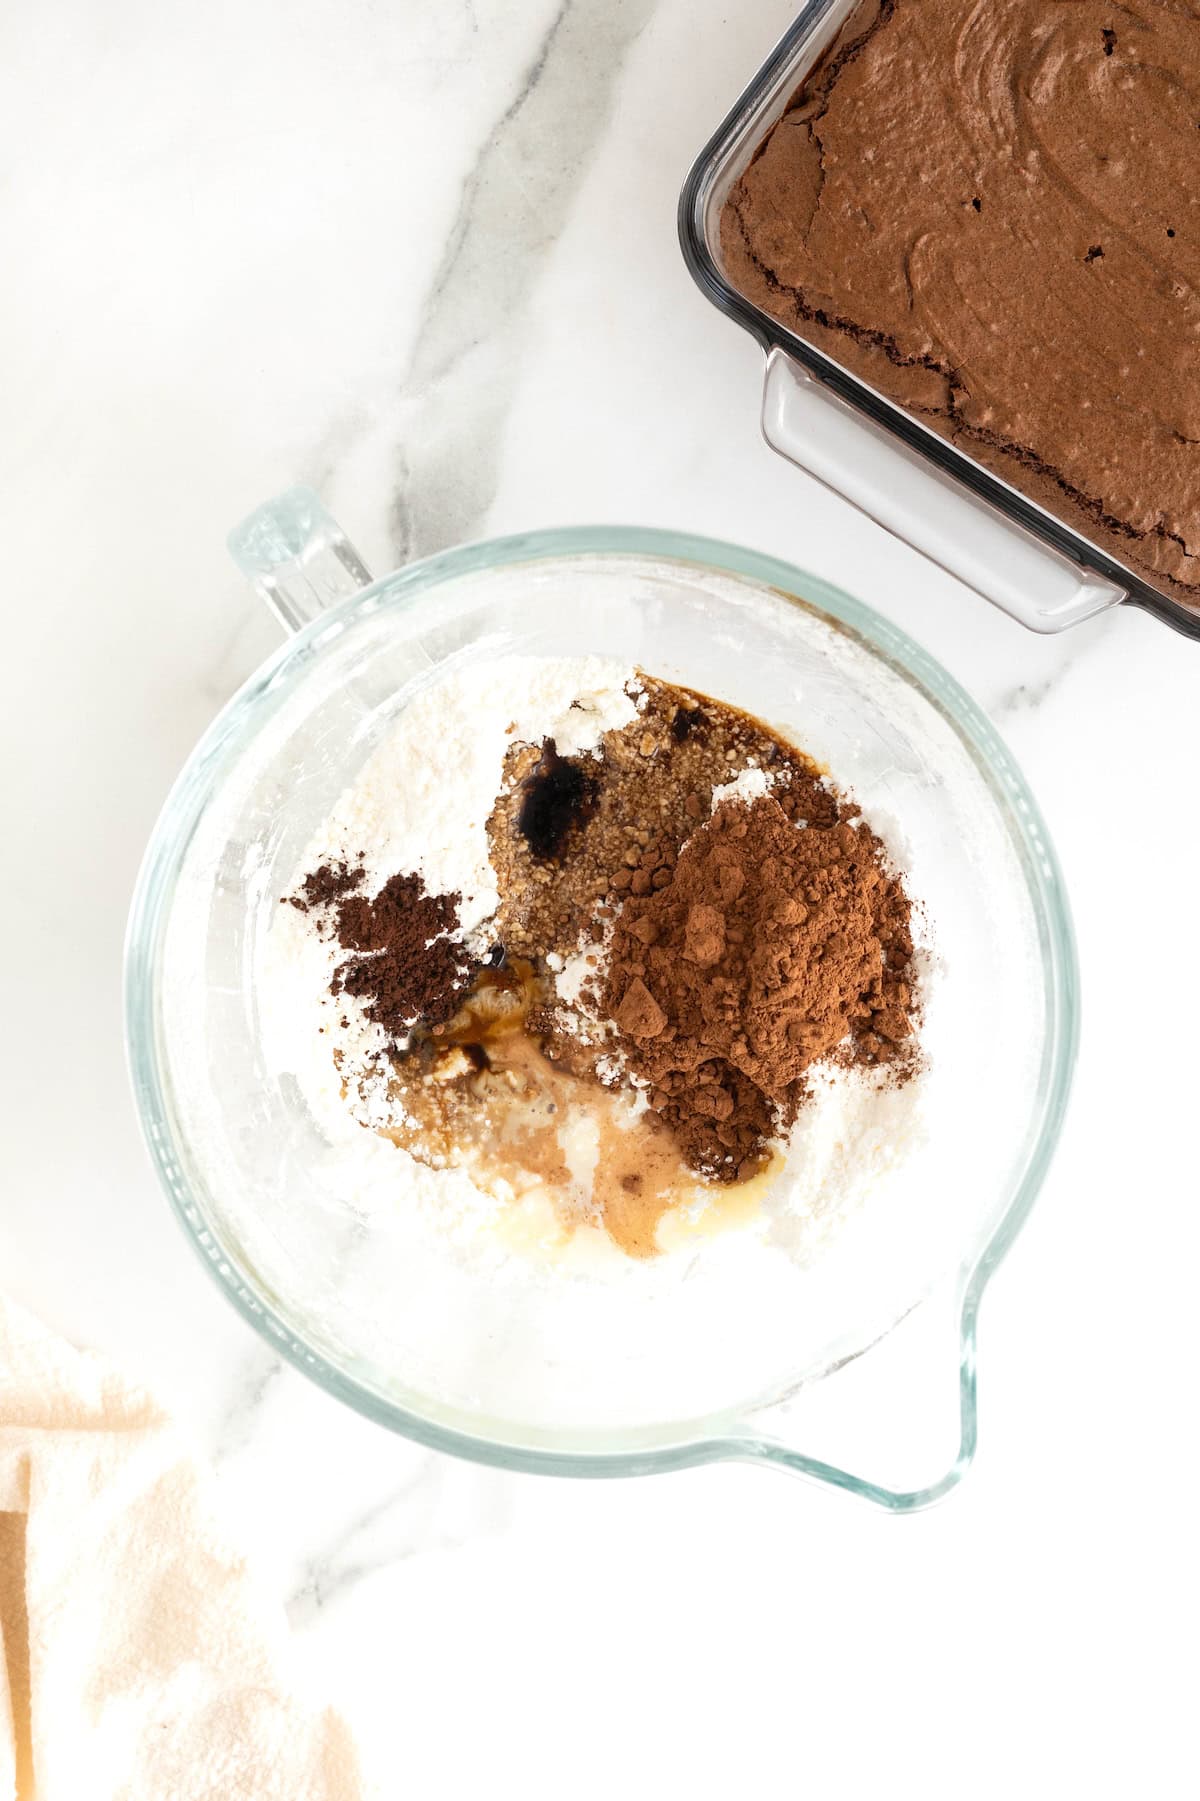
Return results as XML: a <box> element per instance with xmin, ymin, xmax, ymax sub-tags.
<box><xmin>679</xmin><ymin>0</ymin><xmax>1200</xmax><ymax>641</ymax></box>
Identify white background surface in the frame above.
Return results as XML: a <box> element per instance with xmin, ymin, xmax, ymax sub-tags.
<box><xmin>3</xmin><ymin>0</ymin><xmax>1198</xmax><ymax>1792</ymax></box>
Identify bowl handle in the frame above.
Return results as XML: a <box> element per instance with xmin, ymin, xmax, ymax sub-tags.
<box><xmin>732</xmin><ymin>1271</ymin><xmax>978</xmax><ymax>1510</ymax></box>
<box><xmin>761</xmin><ymin>348</ymin><xmax>1126</xmax><ymax>634</ymax></box>
<box><xmin>227</xmin><ymin>486</ymin><xmax>373</xmax><ymax>632</ymax></box>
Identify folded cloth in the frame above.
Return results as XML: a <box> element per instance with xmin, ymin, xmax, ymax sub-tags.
<box><xmin>0</xmin><ymin>1298</ymin><xmax>367</xmax><ymax>1800</ymax></box>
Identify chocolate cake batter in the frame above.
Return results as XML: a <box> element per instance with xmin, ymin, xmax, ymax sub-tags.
<box><xmin>722</xmin><ymin>0</ymin><xmax>1200</xmax><ymax>609</ymax></box>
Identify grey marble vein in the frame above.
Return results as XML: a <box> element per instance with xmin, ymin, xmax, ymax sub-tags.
<box><xmin>984</xmin><ymin>604</ymin><xmax>1123</xmax><ymax>725</ymax></box>
<box><xmin>989</xmin><ymin>674</ymin><xmax>1059</xmax><ymax>721</ymax></box>
<box><xmin>286</xmin><ymin>1458</ymin><xmax>512</xmax><ymax>1626</ymax></box>
<box><xmin>389</xmin><ymin>0</ymin><xmax>659</xmax><ymax>561</ymax></box>
<box><xmin>212</xmin><ymin>1341</ymin><xmax>284</xmax><ymax>1465</ymax></box>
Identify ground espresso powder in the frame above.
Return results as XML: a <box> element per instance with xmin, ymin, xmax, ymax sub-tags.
<box><xmin>335</xmin><ymin>873</ymin><xmax>479</xmax><ymax>1035</ymax></box>
<box><xmin>290</xmin><ymin>864</ymin><xmax>478</xmax><ymax>1037</ymax></box>
<box><xmin>603</xmin><ymin>796</ymin><xmax>915</xmax><ymax>1179</ymax></box>
<box><xmin>287</xmin><ymin>860</ymin><xmax>364</xmax><ymax>916</ymax></box>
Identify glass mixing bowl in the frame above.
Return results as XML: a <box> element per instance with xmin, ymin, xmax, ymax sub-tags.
<box><xmin>125</xmin><ymin>493</ymin><xmax>1077</xmax><ymax>1507</ymax></box>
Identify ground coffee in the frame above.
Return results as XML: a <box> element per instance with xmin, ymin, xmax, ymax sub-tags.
<box><xmin>289</xmin><ymin>864</ymin><xmax>477</xmax><ymax>1037</ymax></box>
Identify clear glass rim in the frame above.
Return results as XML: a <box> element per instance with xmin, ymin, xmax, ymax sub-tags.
<box><xmin>124</xmin><ymin>523</ymin><xmax>1079</xmax><ymax>1505</ymax></box>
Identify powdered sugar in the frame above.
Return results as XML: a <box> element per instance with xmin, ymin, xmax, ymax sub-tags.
<box><xmin>709</xmin><ymin>763</ymin><xmax>776</xmax><ymax>809</ymax></box>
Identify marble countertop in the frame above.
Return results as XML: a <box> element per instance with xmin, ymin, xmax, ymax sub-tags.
<box><xmin>4</xmin><ymin>0</ymin><xmax>1197</xmax><ymax>1790</ymax></box>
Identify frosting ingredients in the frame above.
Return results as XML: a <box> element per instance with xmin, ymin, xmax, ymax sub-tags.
<box><xmin>268</xmin><ymin>656</ymin><xmax>924</xmax><ymax>1261</ymax></box>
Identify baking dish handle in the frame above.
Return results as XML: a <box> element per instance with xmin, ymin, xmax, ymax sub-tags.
<box><xmin>762</xmin><ymin>348</ymin><xmax>1126</xmax><ymax>633</ymax></box>
<box><xmin>227</xmin><ymin>486</ymin><xmax>374</xmax><ymax>632</ymax></box>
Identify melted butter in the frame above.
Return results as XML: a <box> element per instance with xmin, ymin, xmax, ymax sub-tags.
<box><xmin>656</xmin><ymin>1148</ymin><xmax>785</xmax><ymax>1252</ymax></box>
<box><xmin>435</xmin><ymin>956</ymin><xmax>540</xmax><ymax>1047</ymax></box>
<box><xmin>381</xmin><ymin>961</ymin><xmax>772</xmax><ymax>1259</ymax></box>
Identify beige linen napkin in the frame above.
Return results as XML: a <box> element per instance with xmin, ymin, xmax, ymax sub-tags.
<box><xmin>0</xmin><ymin>1298</ymin><xmax>367</xmax><ymax>1799</ymax></box>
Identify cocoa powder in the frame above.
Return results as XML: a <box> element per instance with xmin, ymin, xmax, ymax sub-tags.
<box><xmin>603</xmin><ymin>795</ymin><xmax>916</xmax><ymax>1179</ymax></box>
